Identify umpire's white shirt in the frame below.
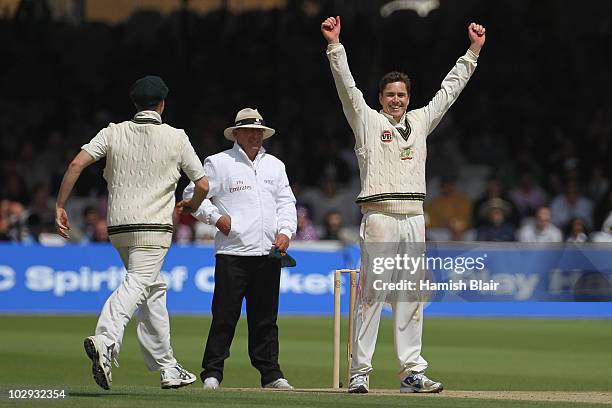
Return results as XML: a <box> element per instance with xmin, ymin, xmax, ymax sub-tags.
<box><xmin>183</xmin><ymin>142</ymin><xmax>297</xmax><ymax>256</ymax></box>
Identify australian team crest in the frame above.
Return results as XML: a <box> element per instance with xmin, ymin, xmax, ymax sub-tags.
<box><xmin>380</xmin><ymin>130</ymin><xmax>393</xmax><ymax>143</ymax></box>
<box><xmin>400</xmin><ymin>147</ymin><xmax>413</xmax><ymax>160</ymax></box>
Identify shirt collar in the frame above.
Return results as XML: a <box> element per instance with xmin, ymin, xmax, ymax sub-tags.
<box><xmin>132</xmin><ymin>110</ymin><xmax>162</xmax><ymax>125</ymax></box>
<box><xmin>233</xmin><ymin>142</ymin><xmax>266</xmax><ymax>164</ymax></box>
<box><xmin>379</xmin><ymin>109</ymin><xmax>407</xmax><ymax>127</ymax></box>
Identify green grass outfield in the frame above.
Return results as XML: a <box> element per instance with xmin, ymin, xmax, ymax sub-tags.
<box><xmin>0</xmin><ymin>315</ymin><xmax>611</xmax><ymax>407</ymax></box>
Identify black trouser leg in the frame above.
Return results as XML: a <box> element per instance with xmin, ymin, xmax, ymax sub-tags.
<box><xmin>201</xmin><ymin>255</ymin><xmax>249</xmax><ymax>383</ymax></box>
<box><xmin>245</xmin><ymin>256</ymin><xmax>284</xmax><ymax>386</ymax></box>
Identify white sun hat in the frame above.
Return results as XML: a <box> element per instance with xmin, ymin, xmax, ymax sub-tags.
<box><xmin>223</xmin><ymin>108</ymin><xmax>275</xmax><ymax>141</ymax></box>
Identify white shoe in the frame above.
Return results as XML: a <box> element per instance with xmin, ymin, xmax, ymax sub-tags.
<box><xmin>400</xmin><ymin>372</ymin><xmax>443</xmax><ymax>393</ymax></box>
<box><xmin>263</xmin><ymin>378</ymin><xmax>294</xmax><ymax>390</ymax></box>
<box><xmin>348</xmin><ymin>375</ymin><xmax>369</xmax><ymax>393</ymax></box>
<box><xmin>84</xmin><ymin>336</ymin><xmax>115</xmax><ymax>390</ymax></box>
<box><xmin>203</xmin><ymin>377</ymin><xmax>220</xmax><ymax>390</ymax></box>
<box><xmin>160</xmin><ymin>363</ymin><xmax>197</xmax><ymax>389</ymax></box>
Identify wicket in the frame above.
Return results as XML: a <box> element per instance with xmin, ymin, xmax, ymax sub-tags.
<box><xmin>332</xmin><ymin>268</ymin><xmax>358</xmax><ymax>389</ymax></box>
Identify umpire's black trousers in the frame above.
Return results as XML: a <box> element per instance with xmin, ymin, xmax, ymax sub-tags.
<box><xmin>201</xmin><ymin>254</ymin><xmax>284</xmax><ymax>386</ymax></box>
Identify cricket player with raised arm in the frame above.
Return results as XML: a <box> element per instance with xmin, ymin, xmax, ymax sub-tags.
<box><xmin>321</xmin><ymin>15</ymin><xmax>486</xmax><ymax>393</ymax></box>
<box><xmin>55</xmin><ymin>75</ymin><xmax>209</xmax><ymax>391</ymax></box>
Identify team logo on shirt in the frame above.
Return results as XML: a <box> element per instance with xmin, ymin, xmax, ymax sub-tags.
<box><xmin>400</xmin><ymin>147</ymin><xmax>413</xmax><ymax>160</ymax></box>
<box><xmin>381</xmin><ymin>130</ymin><xmax>393</xmax><ymax>143</ymax></box>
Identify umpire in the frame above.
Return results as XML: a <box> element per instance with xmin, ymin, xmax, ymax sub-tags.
<box><xmin>182</xmin><ymin>108</ymin><xmax>297</xmax><ymax>390</ymax></box>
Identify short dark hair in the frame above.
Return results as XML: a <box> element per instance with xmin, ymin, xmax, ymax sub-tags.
<box><xmin>379</xmin><ymin>71</ymin><xmax>411</xmax><ymax>96</ymax></box>
<box><xmin>134</xmin><ymin>99</ymin><xmax>162</xmax><ymax>112</ymax></box>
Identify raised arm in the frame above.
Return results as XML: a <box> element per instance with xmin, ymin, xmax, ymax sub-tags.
<box><xmin>468</xmin><ymin>22</ymin><xmax>486</xmax><ymax>56</ymax></box>
<box><xmin>423</xmin><ymin>22</ymin><xmax>486</xmax><ymax>136</ymax></box>
<box><xmin>322</xmin><ymin>16</ymin><xmax>371</xmax><ymax>148</ymax></box>
<box><xmin>321</xmin><ymin>15</ymin><xmax>340</xmax><ymax>44</ymax></box>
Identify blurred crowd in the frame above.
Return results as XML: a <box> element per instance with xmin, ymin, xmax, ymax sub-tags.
<box><xmin>1</xmin><ymin>0</ymin><xmax>611</xmax><ymax>245</ymax></box>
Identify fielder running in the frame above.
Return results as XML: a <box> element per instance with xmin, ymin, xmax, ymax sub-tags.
<box><xmin>321</xmin><ymin>16</ymin><xmax>486</xmax><ymax>393</ymax></box>
<box><xmin>55</xmin><ymin>76</ymin><xmax>209</xmax><ymax>390</ymax></box>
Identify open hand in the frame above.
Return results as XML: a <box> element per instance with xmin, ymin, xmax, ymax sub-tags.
<box><xmin>55</xmin><ymin>207</ymin><xmax>70</xmax><ymax>239</ymax></box>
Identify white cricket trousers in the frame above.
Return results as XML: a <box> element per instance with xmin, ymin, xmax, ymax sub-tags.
<box><xmin>350</xmin><ymin>212</ymin><xmax>428</xmax><ymax>379</ymax></box>
<box><xmin>95</xmin><ymin>246</ymin><xmax>177</xmax><ymax>371</ymax></box>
